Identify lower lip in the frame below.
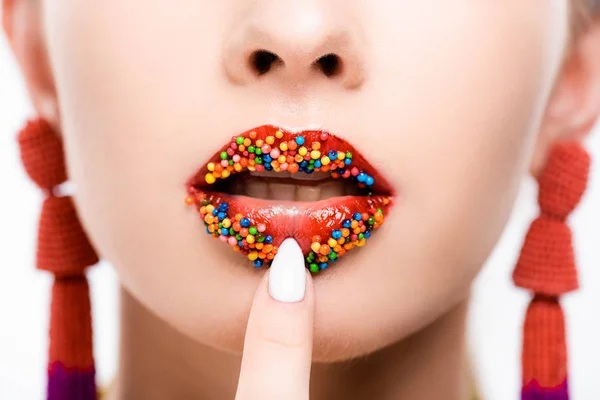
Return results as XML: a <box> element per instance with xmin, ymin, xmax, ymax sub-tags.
<box><xmin>186</xmin><ymin>189</ymin><xmax>392</xmax><ymax>273</ymax></box>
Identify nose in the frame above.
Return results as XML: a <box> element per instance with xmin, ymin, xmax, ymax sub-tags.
<box><xmin>222</xmin><ymin>1</ymin><xmax>366</xmax><ymax>89</ymax></box>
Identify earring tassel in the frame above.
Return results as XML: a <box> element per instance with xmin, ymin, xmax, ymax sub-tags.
<box><xmin>38</xmin><ymin>196</ymin><xmax>99</xmax><ymax>400</ymax></box>
<box><xmin>47</xmin><ymin>277</ymin><xmax>96</xmax><ymax>400</ymax></box>
<box><xmin>18</xmin><ymin>119</ymin><xmax>100</xmax><ymax>400</ymax></box>
<box><xmin>521</xmin><ymin>295</ymin><xmax>568</xmax><ymax>400</ymax></box>
<box><xmin>512</xmin><ymin>142</ymin><xmax>590</xmax><ymax>400</ymax></box>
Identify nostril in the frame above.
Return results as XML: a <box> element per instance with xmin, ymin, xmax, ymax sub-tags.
<box><xmin>246</xmin><ymin>51</ymin><xmax>345</xmax><ymax>80</ymax></box>
<box><xmin>250</xmin><ymin>50</ymin><xmax>281</xmax><ymax>75</ymax></box>
<box><xmin>314</xmin><ymin>54</ymin><xmax>342</xmax><ymax>77</ymax></box>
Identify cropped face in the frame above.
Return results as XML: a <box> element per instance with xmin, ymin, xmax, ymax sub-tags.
<box><xmin>39</xmin><ymin>0</ymin><xmax>572</xmax><ymax>360</ymax></box>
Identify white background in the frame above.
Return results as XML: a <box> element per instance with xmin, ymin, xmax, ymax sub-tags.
<box><xmin>1</xmin><ymin>22</ymin><xmax>599</xmax><ymax>400</ymax></box>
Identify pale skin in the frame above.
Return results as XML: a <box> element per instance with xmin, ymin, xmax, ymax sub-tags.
<box><xmin>3</xmin><ymin>1</ymin><xmax>600</xmax><ymax>399</ymax></box>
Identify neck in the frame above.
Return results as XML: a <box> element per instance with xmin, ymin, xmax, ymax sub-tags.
<box><xmin>107</xmin><ymin>286</ymin><xmax>473</xmax><ymax>400</ymax></box>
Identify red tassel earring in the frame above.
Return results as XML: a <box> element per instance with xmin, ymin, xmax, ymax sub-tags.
<box><xmin>18</xmin><ymin>119</ymin><xmax>99</xmax><ymax>400</ymax></box>
<box><xmin>513</xmin><ymin>141</ymin><xmax>591</xmax><ymax>400</ymax></box>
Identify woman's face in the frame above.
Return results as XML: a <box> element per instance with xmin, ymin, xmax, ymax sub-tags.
<box><xmin>42</xmin><ymin>1</ymin><xmax>570</xmax><ymax>360</ymax></box>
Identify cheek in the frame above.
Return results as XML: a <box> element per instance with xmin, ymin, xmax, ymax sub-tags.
<box><xmin>43</xmin><ymin>1</ymin><xmax>258</xmax><ymax>349</ymax></box>
<box><xmin>41</xmin><ymin>0</ymin><xmax>567</xmax><ymax>361</ymax></box>
<box><xmin>310</xmin><ymin>4</ymin><xmax>567</xmax><ymax>356</ymax></box>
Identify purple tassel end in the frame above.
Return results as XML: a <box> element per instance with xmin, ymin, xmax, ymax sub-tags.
<box><xmin>48</xmin><ymin>361</ymin><xmax>97</xmax><ymax>400</ymax></box>
<box><xmin>522</xmin><ymin>379</ymin><xmax>569</xmax><ymax>400</ymax></box>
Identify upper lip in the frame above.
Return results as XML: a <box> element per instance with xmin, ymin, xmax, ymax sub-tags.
<box><xmin>186</xmin><ymin>125</ymin><xmax>394</xmax><ymax>197</ymax></box>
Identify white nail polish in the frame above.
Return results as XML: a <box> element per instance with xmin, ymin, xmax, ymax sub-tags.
<box><xmin>268</xmin><ymin>238</ymin><xmax>306</xmax><ymax>303</ymax></box>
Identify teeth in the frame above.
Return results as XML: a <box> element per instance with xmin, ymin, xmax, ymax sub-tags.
<box><xmin>249</xmin><ymin>171</ymin><xmax>292</xmax><ymax>180</ymax></box>
<box><xmin>246</xmin><ymin>180</ymin><xmax>269</xmax><ymax>198</ymax></box>
<box><xmin>296</xmin><ymin>186</ymin><xmax>321</xmax><ymax>202</ymax></box>
<box><xmin>319</xmin><ymin>181</ymin><xmax>345</xmax><ymax>200</ymax></box>
<box><xmin>231</xmin><ymin>175</ymin><xmax>352</xmax><ymax>201</ymax></box>
<box><xmin>288</xmin><ymin>172</ymin><xmax>330</xmax><ymax>181</ymax></box>
<box><xmin>268</xmin><ymin>183</ymin><xmax>297</xmax><ymax>201</ymax></box>
<box><xmin>249</xmin><ymin>171</ymin><xmax>329</xmax><ymax>182</ymax></box>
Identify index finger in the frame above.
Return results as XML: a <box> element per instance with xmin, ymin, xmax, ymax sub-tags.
<box><xmin>235</xmin><ymin>238</ymin><xmax>315</xmax><ymax>400</ymax></box>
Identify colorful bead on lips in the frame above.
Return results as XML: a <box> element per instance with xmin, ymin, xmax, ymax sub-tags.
<box><xmin>193</xmin><ymin>199</ymin><xmax>277</xmax><ymax>268</ymax></box>
<box><xmin>187</xmin><ymin>126</ymin><xmax>389</xmax><ymax>196</ymax></box>
<box><xmin>184</xmin><ymin>125</ymin><xmax>394</xmax><ymax>273</ymax></box>
<box><xmin>304</xmin><ymin>204</ymin><xmax>388</xmax><ymax>272</ymax></box>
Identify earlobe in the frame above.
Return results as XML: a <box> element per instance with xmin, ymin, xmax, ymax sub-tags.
<box><xmin>531</xmin><ymin>16</ymin><xmax>600</xmax><ymax>175</ymax></box>
<box><xmin>2</xmin><ymin>0</ymin><xmax>60</xmax><ymax>129</ymax></box>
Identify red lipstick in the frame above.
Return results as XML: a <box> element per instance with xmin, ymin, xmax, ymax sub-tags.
<box><xmin>185</xmin><ymin>125</ymin><xmax>394</xmax><ymax>273</ymax></box>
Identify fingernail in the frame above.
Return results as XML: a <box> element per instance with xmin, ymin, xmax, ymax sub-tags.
<box><xmin>268</xmin><ymin>238</ymin><xmax>306</xmax><ymax>303</ymax></box>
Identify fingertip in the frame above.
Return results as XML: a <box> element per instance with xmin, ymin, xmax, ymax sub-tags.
<box><xmin>268</xmin><ymin>238</ymin><xmax>307</xmax><ymax>303</ymax></box>
<box><xmin>238</xmin><ymin>241</ymin><xmax>315</xmax><ymax>400</ymax></box>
